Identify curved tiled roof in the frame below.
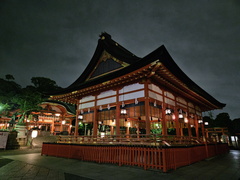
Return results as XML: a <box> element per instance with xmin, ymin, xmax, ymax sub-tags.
<box><xmin>51</xmin><ymin>32</ymin><xmax>225</xmax><ymax>110</ymax></box>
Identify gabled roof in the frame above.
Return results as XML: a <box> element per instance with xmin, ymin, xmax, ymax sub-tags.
<box><xmin>43</xmin><ymin>100</ymin><xmax>76</xmax><ymax>115</ymax></box>
<box><xmin>67</xmin><ymin>32</ymin><xmax>140</xmax><ymax>89</ymax></box>
<box><xmin>50</xmin><ymin>32</ymin><xmax>225</xmax><ymax>110</ymax></box>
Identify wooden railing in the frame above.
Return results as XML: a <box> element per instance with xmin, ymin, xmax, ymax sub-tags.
<box><xmin>56</xmin><ymin>134</ymin><xmax>206</xmax><ymax>146</ymax></box>
<box><xmin>41</xmin><ymin>142</ymin><xmax>229</xmax><ymax>172</ymax></box>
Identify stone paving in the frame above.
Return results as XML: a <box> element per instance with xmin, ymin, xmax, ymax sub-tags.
<box><xmin>0</xmin><ymin>148</ymin><xmax>239</xmax><ymax>180</ymax></box>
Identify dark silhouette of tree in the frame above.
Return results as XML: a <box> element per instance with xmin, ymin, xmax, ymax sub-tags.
<box><xmin>232</xmin><ymin>118</ymin><xmax>240</xmax><ymax>134</ymax></box>
<box><xmin>12</xmin><ymin>86</ymin><xmax>43</xmax><ymax>124</ymax></box>
<box><xmin>214</xmin><ymin>112</ymin><xmax>233</xmax><ymax>135</ymax></box>
<box><xmin>203</xmin><ymin>116</ymin><xmax>215</xmax><ymax>127</ymax></box>
<box><xmin>5</xmin><ymin>74</ymin><xmax>15</xmax><ymax>81</ymax></box>
<box><xmin>31</xmin><ymin>77</ymin><xmax>62</xmax><ymax>94</ymax></box>
<box><xmin>0</xmin><ymin>78</ymin><xmax>21</xmax><ymax>112</ymax></box>
<box><xmin>0</xmin><ymin>75</ymin><xmax>62</xmax><ymax>124</ymax></box>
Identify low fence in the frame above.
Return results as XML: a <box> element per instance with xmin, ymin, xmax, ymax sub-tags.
<box><xmin>56</xmin><ymin>134</ymin><xmax>207</xmax><ymax>147</ymax></box>
<box><xmin>41</xmin><ymin>142</ymin><xmax>229</xmax><ymax>172</ymax></box>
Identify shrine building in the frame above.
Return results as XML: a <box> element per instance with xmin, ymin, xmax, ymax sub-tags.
<box><xmin>50</xmin><ymin>32</ymin><xmax>225</xmax><ymax>139</ymax></box>
<box><xmin>29</xmin><ymin>100</ymin><xmax>75</xmax><ymax>135</ymax></box>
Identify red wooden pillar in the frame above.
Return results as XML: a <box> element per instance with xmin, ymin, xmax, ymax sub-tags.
<box><xmin>51</xmin><ymin>116</ymin><xmax>55</xmax><ymax>134</ymax></box>
<box><xmin>60</xmin><ymin>115</ymin><xmax>63</xmax><ymax>132</ymax></box>
<box><xmin>74</xmin><ymin>113</ymin><xmax>79</xmax><ymax>136</ymax></box>
<box><xmin>195</xmin><ymin>115</ymin><xmax>199</xmax><ymax>138</ymax></box>
<box><xmin>161</xmin><ymin>90</ymin><xmax>167</xmax><ymax>136</ymax></box>
<box><xmin>144</xmin><ymin>81</ymin><xmax>150</xmax><ymax>135</ymax></box>
<box><xmin>116</xmin><ymin>89</ymin><xmax>120</xmax><ymax>135</ymax></box>
<box><xmin>201</xmin><ymin>118</ymin><xmax>206</xmax><ymax>141</ymax></box>
<box><xmin>186</xmin><ymin>104</ymin><xmax>192</xmax><ymax>138</ymax></box>
<box><xmin>93</xmin><ymin>95</ymin><xmax>98</xmax><ymax>136</ymax></box>
<box><xmin>174</xmin><ymin>107</ymin><xmax>180</xmax><ymax>136</ymax></box>
<box><xmin>187</xmin><ymin>111</ymin><xmax>192</xmax><ymax>137</ymax></box>
<box><xmin>68</xmin><ymin>119</ymin><xmax>71</xmax><ymax>134</ymax></box>
<box><xmin>74</xmin><ymin>102</ymin><xmax>80</xmax><ymax>136</ymax></box>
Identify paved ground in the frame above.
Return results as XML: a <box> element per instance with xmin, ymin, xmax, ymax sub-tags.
<box><xmin>0</xmin><ymin>147</ymin><xmax>239</xmax><ymax>180</ymax></box>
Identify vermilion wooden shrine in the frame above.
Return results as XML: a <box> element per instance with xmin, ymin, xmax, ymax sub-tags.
<box><xmin>29</xmin><ymin>100</ymin><xmax>75</xmax><ymax>134</ymax></box>
<box><xmin>50</xmin><ymin>32</ymin><xmax>225</xmax><ymax>139</ymax></box>
<box><xmin>44</xmin><ymin>33</ymin><xmax>228</xmax><ymax>172</ymax></box>
<box><xmin>0</xmin><ymin>100</ymin><xmax>75</xmax><ymax>134</ymax></box>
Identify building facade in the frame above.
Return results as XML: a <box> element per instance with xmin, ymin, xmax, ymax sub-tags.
<box><xmin>28</xmin><ymin>100</ymin><xmax>75</xmax><ymax>134</ymax></box>
<box><xmin>50</xmin><ymin>33</ymin><xmax>225</xmax><ymax>139</ymax></box>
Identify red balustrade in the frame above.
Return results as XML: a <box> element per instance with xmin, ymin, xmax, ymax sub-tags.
<box><xmin>41</xmin><ymin>142</ymin><xmax>229</xmax><ymax>172</ymax></box>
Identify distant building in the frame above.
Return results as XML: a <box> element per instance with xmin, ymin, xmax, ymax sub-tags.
<box><xmin>28</xmin><ymin>100</ymin><xmax>75</xmax><ymax>135</ymax></box>
<box><xmin>49</xmin><ymin>32</ymin><xmax>225</xmax><ymax>139</ymax></box>
<box><xmin>0</xmin><ymin>100</ymin><xmax>75</xmax><ymax>135</ymax></box>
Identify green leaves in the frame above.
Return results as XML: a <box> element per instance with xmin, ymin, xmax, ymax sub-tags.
<box><xmin>0</xmin><ymin>75</ymin><xmax>62</xmax><ymax>124</ymax></box>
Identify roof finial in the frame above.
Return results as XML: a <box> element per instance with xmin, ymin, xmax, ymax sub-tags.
<box><xmin>99</xmin><ymin>32</ymin><xmax>111</xmax><ymax>40</ymax></box>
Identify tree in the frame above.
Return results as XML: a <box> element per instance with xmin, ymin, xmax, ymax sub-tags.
<box><xmin>232</xmin><ymin>118</ymin><xmax>240</xmax><ymax>134</ymax></box>
<box><xmin>203</xmin><ymin>116</ymin><xmax>215</xmax><ymax>127</ymax></box>
<box><xmin>0</xmin><ymin>78</ymin><xmax>21</xmax><ymax>114</ymax></box>
<box><xmin>31</xmin><ymin>77</ymin><xmax>62</xmax><ymax>94</ymax></box>
<box><xmin>214</xmin><ymin>112</ymin><xmax>233</xmax><ymax>135</ymax></box>
<box><xmin>0</xmin><ymin>103</ymin><xmax>10</xmax><ymax>115</ymax></box>
<box><xmin>214</xmin><ymin>113</ymin><xmax>231</xmax><ymax>127</ymax></box>
<box><xmin>12</xmin><ymin>77</ymin><xmax>63</xmax><ymax>124</ymax></box>
<box><xmin>5</xmin><ymin>74</ymin><xmax>15</xmax><ymax>81</ymax></box>
<box><xmin>12</xmin><ymin>86</ymin><xmax>43</xmax><ymax>124</ymax></box>
<box><xmin>0</xmin><ymin>75</ymin><xmax>62</xmax><ymax>124</ymax></box>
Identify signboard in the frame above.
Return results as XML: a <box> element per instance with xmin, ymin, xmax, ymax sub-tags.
<box><xmin>0</xmin><ymin>132</ymin><xmax>9</xmax><ymax>149</ymax></box>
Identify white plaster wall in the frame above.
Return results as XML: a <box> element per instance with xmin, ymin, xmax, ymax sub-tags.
<box><xmin>119</xmin><ymin>90</ymin><xmax>144</xmax><ymax>101</ymax></box>
<box><xmin>119</xmin><ymin>83</ymin><xmax>144</xmax><ymax>93</ymax></box>
<box><xmin>149</xmin><ymin>91</ymin><xmax>163</xmax><ymax>101</ymax></box>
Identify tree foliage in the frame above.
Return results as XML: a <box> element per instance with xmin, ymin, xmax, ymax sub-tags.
<box><xmin>214</xmin><ymin>113</ymin><xmax>231</xmax><ymax>127</ymax></box>
<box><xmin>12</xmin><ymin>86</ymin><xmax>43</xmax><ymax>123</ymax></box>
<box><xmin>232</xmin><ymin>118</ymin><xmax>240</xmax><ymax>134</ymax></box>
<box><xmin>5</xmin><ymin>74</ymin><xmax>15</xmax><ymax>81</ymax></box>
<box><xmin>0</xmin><ymin>77</ymin><xmax>21</xmax><ymax>111</ymax></box>
<box><xmin>214</xmin><ymin>113</ymin><xmax>234</xmax><ymax>135</ymax></box>
<box><xmin>203</xmin><ymin>116</ymin><xmax>214</xmax><ymax>127</ymax></box>
<box><xmin>31</xmin><ymin>77</ymin><xmax>62</xmax><ymax>94</ymax></box>
<box><xmin>0</xmin><ymin>75</ymin><xmax>62</xmax><ymax>124</ymax></box>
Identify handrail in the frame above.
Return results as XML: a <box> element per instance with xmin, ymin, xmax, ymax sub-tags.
<box><xmin>57</xmin><ymin>134</ymin><xmax>207</xmax><ymax>146</ymax></box>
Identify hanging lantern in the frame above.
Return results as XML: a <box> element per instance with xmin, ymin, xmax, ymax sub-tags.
<box><xmin>120</xmin><ymin>108</ymin><xmax>127</xmax><ymax>115</ymax></box>
<box><xmin>198</xmin><ymin>119</ymin><xmax>203</xmax><ymax>124</ymax></box>
<box><xmin>178</xmin><ymin>109</ymin><xmax>184</xmax><ymax>119</ymax></box>
<box><xmin>135</xmin><ymin>98</ymin><xmax>138</xmax><ymax>104</ymax></box>
<box><xmin>165</xmin><ymin>108</ymin><xmax>172</xmax><ymax>115</ymax></box>
<box><xmin>78</xmin><ymin>115</ymin><xmax>83</xmax><ymax>120</ymax></box>
<box><xmin>179</xmin><ymin>114</ymin><xmax>184</xmax><ymax>119</ymax></box>
<box><xmin>55</xmin><ymin>113</ymin><xmax>61</xmax><ymax>117</ymax></box>
<box><xmin>172</xmin><ymin>114</ymin><xmax>176</xmax><ymax>120</ymax></box>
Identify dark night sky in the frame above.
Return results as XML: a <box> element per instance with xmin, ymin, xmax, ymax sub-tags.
<box><xmin>0</xmin><ymin>0</ymin><xmax>239</xmax><ymax>119</ymax></box>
